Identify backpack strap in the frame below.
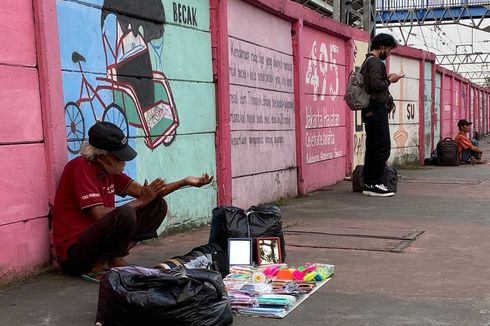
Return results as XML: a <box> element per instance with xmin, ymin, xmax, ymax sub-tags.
<box><xmin>360</xmin><ymin>55</ymin><xmax>377</xmax><ymax>74</ymax></box>
<box><xmin>360</xmin><ymin>55</ymin><xmax>378</xmax><ymax>95</ymax></box>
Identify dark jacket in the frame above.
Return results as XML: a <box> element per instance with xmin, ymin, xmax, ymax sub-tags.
<box><xmin>361</xmin><ymin>54</ymin><xmax>391</xmax><ymax>107</ymax></box>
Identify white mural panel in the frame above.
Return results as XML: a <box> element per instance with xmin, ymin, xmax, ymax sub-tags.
<box><xmin>388</xmin><ymin>55</ymin><xmax>420</xmax><ymax>166</ymax></box>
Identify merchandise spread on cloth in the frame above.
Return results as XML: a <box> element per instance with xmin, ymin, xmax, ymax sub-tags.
<box><xmin>223</xmin><ymin>263</ymin><xmax>334</xmax><ymax>318</ymax></box>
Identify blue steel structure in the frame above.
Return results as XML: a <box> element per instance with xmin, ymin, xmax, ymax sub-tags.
<box><xmin>376</xmin><ymin>0</ymin><xmax>490</xmax><ymax>28</ymax></box>
<box><xmin>375</xmin><ymin>0</ymin><xmax>490</xmax><ymax>84</ymax></box>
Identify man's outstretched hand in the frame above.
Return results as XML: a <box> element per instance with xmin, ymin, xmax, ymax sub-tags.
<box><xmin>140</xmin><ymin>178</ymin><xmax>167</xmax><ymax>205</ymax></box>
<box><xmin>184</xmin><ymin>173</ymin><xmax>214</xmax><ymax>187</ymax></box>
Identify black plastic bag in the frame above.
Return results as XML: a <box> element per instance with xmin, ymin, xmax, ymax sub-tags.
<box><xmin>209</xmin><ymin>205</ymin><xmax>286</xmax><ymax>262</ymax></box>
<box><xmin>155</xmin><ymin>243</ymin><xmax>229</xmax><ymax>278</ymax></box>
<box><xmin>96</xmin><ymin>266</ymin><xmax>233</xmax><ymax>326</ymax></box>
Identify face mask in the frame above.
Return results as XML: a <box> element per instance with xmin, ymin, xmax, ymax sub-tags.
<box><xmin>379</xmin><ymin>51</ymin><xmax>388</xmax><ymax>61</ymax></box>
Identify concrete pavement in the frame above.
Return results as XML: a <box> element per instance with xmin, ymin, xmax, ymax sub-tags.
<box><xmin>1</xmin><ymin>141</ymin><xmax>490</xmax><ymax>325</ymax></box>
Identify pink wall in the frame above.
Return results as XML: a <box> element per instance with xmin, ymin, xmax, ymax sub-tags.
<box><xmin>210</xmin><ymin>0</ymin><xmax>232</xmax><ymax>205</ymax></box>
<box><xmin>441</xmin><ymin>75</ymin><xmax>453</xmax><ymax>139</ymax></box>
<box><xmin>434</xmin><ymin>65</ymin><xmax>490</xmax><ymax>142</ymax></box>
<box><xmin>384</xmin><ymin>46</ymin><xmax>435</xmax><ymax>163</ymax></box>
<box><xmin>227</xmin><ymin>0</ymin><xmax>297</xmax><ymax>208</ymax></box>
<box><xmin>298</xmin><ymin>27</ymin><xmax>348</xmax><ymax>192</ymax></box>
<box><xmin>0</xmin><ymin>0</ymin><xmax>65</xmax><ymax>285</ymax></box>
<box><xmin>453</xmin><ymin>79</ymin><xmax>461</xmax><ymax>135</ymax></box>
<box><xmin>215</xmin><ymin>0</ymin><xmax>366</xmax><ymax>201</ymax></box>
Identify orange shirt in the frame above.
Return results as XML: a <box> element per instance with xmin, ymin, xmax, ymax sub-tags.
<box><xmin>453</xmin><ymin>133</ymin><xmax>472</xmax><ymax>159</ymax></box>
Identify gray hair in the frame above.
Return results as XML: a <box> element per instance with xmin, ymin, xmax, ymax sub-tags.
<box><xmin>80</xmin><ymin>141</ymin><xmax>108</xmax><ymax>161</ymax></box>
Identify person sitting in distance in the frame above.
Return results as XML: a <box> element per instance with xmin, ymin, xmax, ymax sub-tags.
<box><xmin>52</xmin><ymin>121</ymin><xmax>213</xmax><ymax>281</ymax></box>
<box><xmin>454</xmin><ymin>119</ymin><xmax>486</xmax><ymax>164</ymax></box>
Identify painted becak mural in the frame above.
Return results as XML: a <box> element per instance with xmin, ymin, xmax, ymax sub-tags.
<box><xmin>64</xmin><ymin>0</ymin><xmax>178</xmax><ymax>155</ymax></box>
<box><xmin>57</xmin><ymin>0</ymin><xmax>216</xmax><ymax>228</ymax></box>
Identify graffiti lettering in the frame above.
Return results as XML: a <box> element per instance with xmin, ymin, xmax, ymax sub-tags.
<box><xmin>306</xmin><ymin>150</ymin><xmax>343</xmax><ymax>164</ymax></box>
<box><xmin>304</xmin><ymin>41</ymin><xmax>339</xmax><ymax>101</ymax></box>
<box><xmin>406</xmin><ymin>103</ymin><xmax>415</xmax><ymax>120</ymax></box>
<box><xmin>306</xmin><ymin>131</ymin><xmax>335</xmax><ymax>148</ymax></box>
<box><xmin>305</xmin><ymin>105</ymin><xmax>340</xmax><ymax>129</ymax></box>
<box><xmin>173</xmin><ymin>2</ymin><xmax>198</xmax><ymax>26</ymax></box>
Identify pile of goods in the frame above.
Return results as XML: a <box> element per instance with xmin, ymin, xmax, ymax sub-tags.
<box><xmin>222</xmin><ymin>263</ymin><xmax>334</xmax><ymax>318</ymax></box>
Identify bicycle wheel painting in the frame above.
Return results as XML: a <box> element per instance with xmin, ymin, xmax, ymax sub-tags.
<box><xmin>64</xmin><ymin>102</ymin><xmax>85</xmax><ymax>154</ymax></box>
<box><xmin>102</xmin><ymin>104</ymin><xmax>129</xmax><ymax>138</ymax></box>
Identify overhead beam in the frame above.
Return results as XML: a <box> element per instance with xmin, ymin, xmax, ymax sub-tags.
<box><xmin>459</xmin><ymin>71</ymin><xmax>490</xmax><ymax>79</ymax></box>
<box><xmin>376</xmin><ymin>6</ymin><xmax>490</xmax><ymax>26</ymax></box>
<box><xmin>436</xmin><ymin>52</ymin><xmax>490</xmax><ymax>65</ymax></box>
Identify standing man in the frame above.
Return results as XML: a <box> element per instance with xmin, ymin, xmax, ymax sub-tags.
<box><xmin>361</xmin><ymin>33</ymin><xmax>402</xmax><ymax>197</ymax></box>
<box><xmin>454</xmin><ymin>119</ymin><xmax>486</xmax><ymax>164</ymax></box>
<box><xmin>53</xmin><ymin>122</ymin><xmax>213</xmax><ymax>281</ymax></box>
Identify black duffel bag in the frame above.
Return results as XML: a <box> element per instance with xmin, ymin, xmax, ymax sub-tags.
<box><xmin>352</xmin><ymin>165</ymin><xmax>398</xmax><ymax>193</ymax></box>
<box><xmin>209</xmin><ymin>205</ymin><xmax>286</xmax><ymax>263</ymax></box>
<box><xmin>96</xmin><ymin>266</ymin><xmax>233</xmax><ymax>326</ymax></box>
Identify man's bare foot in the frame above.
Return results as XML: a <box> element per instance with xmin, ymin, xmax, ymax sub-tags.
<box><xmin>475</xmin><ymin>159</ymin><xmax>487</xmax><ymax>164</ymax></box>
<box><xmin>92</xmin><ymin>257</ymin><xmax>108</xmax><ymax>273</ymax></box>
<box><xmin>108</xmin><ymin>257</ymin><xmax>129</xmax><ymax>268</ymax></box>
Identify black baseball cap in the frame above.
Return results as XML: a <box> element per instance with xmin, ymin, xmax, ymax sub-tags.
<box><xmin>88</xmin><ymin>122</ymin><xmax>137</xmax><ymax>161</ymax></box>
<box><xmin>457</xmin><ymin>119</ymin><xmax>473</xmax><ymax>128</ymax></box>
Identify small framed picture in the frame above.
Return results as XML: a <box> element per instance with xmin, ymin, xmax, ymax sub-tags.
<box><xmin>228</xmin><ymin>238</ymin><xmax>253</xmax><ymax>266</ymax></box>
<box><xmin>256</xmin><ymin>237</ymin><xmax>282</xmax><ymax>266</ymax></box>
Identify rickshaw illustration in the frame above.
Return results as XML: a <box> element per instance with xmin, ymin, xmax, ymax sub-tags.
<box><xmin>65</xmin><ymin>17</ymin><xmax>179</xmax><ymax>154</ymax></box>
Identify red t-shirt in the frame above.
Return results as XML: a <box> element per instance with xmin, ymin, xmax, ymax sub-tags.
<box><xmin>52</xmin><ymin>157</ymin><xmax>132</xmax><ymax>263</ymax></box>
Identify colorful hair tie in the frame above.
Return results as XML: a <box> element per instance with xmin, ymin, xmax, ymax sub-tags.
<box><xmin>252</xmin><ymin>271</ymin><xmax>266</xmax><ymax>283</ymax></box>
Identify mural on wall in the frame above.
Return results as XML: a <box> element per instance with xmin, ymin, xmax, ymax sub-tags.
<box><xmin>388</xmin><ymin>55</ymin><xmax>420</xmax><ymax>166</ymax></box>
<box><xmin>64</xmin><ymin>0</ymin><xmax>178</xmax><ymax>155</ymax></box>
<box><xmin>228</xmin><ymin>0</ymin><xmax>297</xmax><ymax>208</ymax></box>
<box><xmin>58</xmin><ymin>0</ymin><xmax>217</xmax><ymax>227</ymax></box>
<box><xmin>352</xmin><ymin>40</ymin><xmax>369</xmax><ymax>168</ymax></box>
<box><xmin>303</xmin><ymin>38</ymin><xmax>345</xmax><ymax>164</ymax></box>
<box><xmin>299</xmin><ymin>26</ymin><xmax>347</xmax><ymax>191</ymax></box>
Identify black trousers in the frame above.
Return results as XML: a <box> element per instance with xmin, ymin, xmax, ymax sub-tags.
<box><xmin>61</xmin><ymin>198</ymin><xmax>167</xmax><ymax>275</ymax></box>
<box><xmin>362</xmin><ymin>101</ymin><xmax>391</xmax><ymax>186</ymax></box>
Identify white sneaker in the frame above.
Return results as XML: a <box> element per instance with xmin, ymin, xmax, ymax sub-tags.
<box><xmin>362</xmin><ymin>184</ymin><xmax>394</xmax><ymax>197</ymax></box>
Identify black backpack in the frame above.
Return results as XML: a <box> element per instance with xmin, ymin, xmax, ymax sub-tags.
<box><xmin>436</xmin><ymin>137</ymin><xmax>459</xmax><ymax>166</ymax></box>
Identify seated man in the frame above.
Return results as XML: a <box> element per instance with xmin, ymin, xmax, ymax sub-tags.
<box><xmin>53</xmin><ymin>122</ymin><xmax>213</xmax><ymax>280</ymax></box>
<box><xmin>454</xmin><ymin>119</ymin><xmax>486</xmax><ymax>164</ymax></box>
